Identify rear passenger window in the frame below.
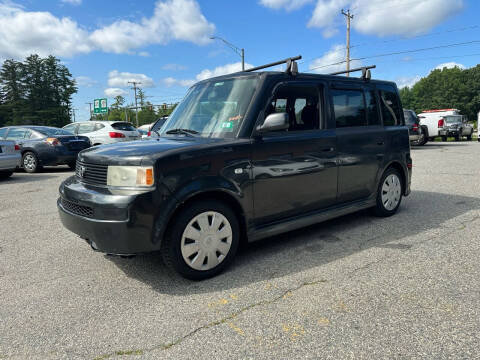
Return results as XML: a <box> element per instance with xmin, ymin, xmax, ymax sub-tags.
<box><xmin>365</xmin><ymin>91</ymin><xmax>380</xmax><ymax>126</ymax></box>
<box><xmin>6</xmin><ymin>128</ymin><xmax>27</xmax><ymax>140</ymax></box>
<box><xmin>77</xmin><ymin>123</ymin><xmax>96</xmax><ymax>134</ymax></box>
<box><xmin>379</xmin><ymin>87</ymin><xmax>402</xmax><ymax>126</ymax></box>
<box><xmin>95</xmin><ymin>123</ymin><xmax>105</xmax><ymax>131</ymax></box>
<box><xmin>331</xmin><ymin>89</ymin><xmax>366</xmax><ymax>128</ymax></box>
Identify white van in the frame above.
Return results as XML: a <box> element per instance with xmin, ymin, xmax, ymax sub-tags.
<box><xmin>417</xmin><ymin>109</ymin><xmax>461</xmax><ymax>141</ymax></box>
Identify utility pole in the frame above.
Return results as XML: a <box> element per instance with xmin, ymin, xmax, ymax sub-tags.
<box><xmin>86</xmin><ymin>102</ymin><xmax>93</xmax><ymax>120</ymax></box>
<box><xmin>210</xmin><ymin>36</ymin><xmax>245</xmax><ymax>71</ymax></box>
<box><xmin>128</xmin><ymin>81</ymin><xmax>141</xmax><ymax>127</ymax></box>
<box><xmin>341</xmin><ymin>9</ymin><xmax>354</xmax><ymax>77</ymax></box>
<box><xmin>71</xmin><ymin>108</ymin><xmax>78</xmax><ymax>122</ymax></box>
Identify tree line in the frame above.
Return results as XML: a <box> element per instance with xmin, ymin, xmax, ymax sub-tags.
<box><xmin>400</xmin><ymin>64</ymin><xmax>480</xmax><ymax>123</ymax></box>
<box><xmin>0</xmin><ymin>55</ymin><xmax>77</xmax><ymax>128</ymax></box>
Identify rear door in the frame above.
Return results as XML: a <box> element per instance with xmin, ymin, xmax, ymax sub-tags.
<box><xmin>331</xmin><ymin>83</ymin><xmax>385</xmax><ymax>203</ymax></box>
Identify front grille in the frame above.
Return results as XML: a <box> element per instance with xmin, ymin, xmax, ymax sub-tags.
<box><xmin>76</xmin><ymin>161</ymin><xmax>108</xmax><ymax>186</ymax></box>
<box><xmin>61</xmin><ymin>198</ymin><xmax>94</xmax><ymax>218</ymax></box>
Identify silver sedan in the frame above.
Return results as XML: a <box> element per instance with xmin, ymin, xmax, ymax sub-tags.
<box><xmin>0</xmin><ymin>140</ymin><xmax>21</xmax><ymax>179</ymax></box>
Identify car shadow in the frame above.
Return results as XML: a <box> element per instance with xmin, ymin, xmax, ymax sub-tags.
<box><xmin>412</xmin><ymin>143</ymin><xmax>473</xmax><ymax>150</ymax></box>
<box><xmin>107</xmin><ymin>190</ymin><xmax>480</xmax><ymax>294</ymax></box>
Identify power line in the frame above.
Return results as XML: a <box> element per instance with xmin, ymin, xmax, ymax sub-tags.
<box><xmin>308</xmin><ymin>39</ymin><xmax>480</xmax><ymax>72</ymax></box>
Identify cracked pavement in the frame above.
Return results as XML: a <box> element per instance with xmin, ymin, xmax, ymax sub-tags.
<box><xmin>1</xmin><ymin>142</ymin><xmax>480</xmax><ymax>359</ymax></box>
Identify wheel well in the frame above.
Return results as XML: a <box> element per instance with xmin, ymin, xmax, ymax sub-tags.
<box><xmin>385</xmin><ymin>162</ymin><xmax>406</xmax><ymax>191</ymax></box>
<box><xmin>165</xmin><ymin>191</ymin><xmax>248</xmax><ymax>245</ymax></box>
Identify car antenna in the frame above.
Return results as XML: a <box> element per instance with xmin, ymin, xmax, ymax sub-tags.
<box><xmin>329</xmin><ymin>65</ymin><xmax>376</xmax><ymax>80</ymax></box>
<box><xmin>244</xmin><ymin>55</ymin><xmax>302</xmax><ymax>75</ymax></box>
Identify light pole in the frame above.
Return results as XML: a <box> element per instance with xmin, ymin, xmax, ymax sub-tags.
<box><xmin>210</xmin><ymin>36</ymin><xmax>245</xmax><ymax>71</ymax></box>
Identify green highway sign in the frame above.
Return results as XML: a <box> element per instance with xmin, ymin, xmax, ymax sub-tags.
<box><xmin>93</xmin><ymin>98</ymin><xmax>108</xmax><ymax>114</ymax></box>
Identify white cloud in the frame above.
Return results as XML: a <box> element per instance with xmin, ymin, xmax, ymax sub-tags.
<box><xmin>162</xmin><ymin>61</ymin><xmax>254</xmax><ymax>88</ymax></box>
<box><xmin>89</xmin><ymin>0</ymin><xmax>215</xmax><ymax>54</ymax></box>
<box><xmin>434</xmin><ymin>62</ymin><xmax>466</xmax><ymax>70</ymax></box>
<box><xmin>260</xmin><ymin>0</ymin><xmax>463</xmax><ymax>38</ymax></box>
<box><xmin>309</xmin><ymin>44</ymin><xmax>361</xmax><ymax>73</ymax></box>
<box><xmin>61</xmin><ymin>0</ymin><xmax>82</xmax><ymax>5</ymax></box>
<box><xmin>195</xmin><ymin>62</ymin><xmax>254</xmax><ymax>81</ymax></box>
<box><xmin>396</xmin><ymin>75</ymin><xmax>421</xmax><ymax>89</ymax></box>
<box><xmin>260</xmin><ymin>0</ymin><xmax>314</xmax><ymax>11</ymax></box>
<box><xmin>107</xmin><ymin>70</ymin><xmax>155</xmax><ymax>88</ymax></box>
<box><xmin>138</xmin><ymin>51</ymin><xmax>150</xmax><ymax>57</ymax></box>
<box><xmin>162</xmin><ymin>77</ymin><xmax>195</xmax><ymax>87</ymax></box>
<box><xmin>0</xmin><ymin>0</ymin><xmax>214</xmax><ymax>59</ymax></box>
<box><xmin>162</xmin><ymin>63</ymin><xmax>188</xmax><ymax>71</ymax></box>
<box><xmin>76</xmin><ymin>76</ymin><xmax>97</xmax><ymax>87</ymax></box>
<box><xmin>104</xmin><ymin>88</ymin><xmax>128</xmax><ymax>98</ymax></box>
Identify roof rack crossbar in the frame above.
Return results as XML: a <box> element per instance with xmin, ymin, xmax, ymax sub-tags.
<box><xmin>329</xmin><ymin>65</ymin><xmax>376</xmax><ymax>76</ymax></box>
<box><xmin>244</xmin><ymin>55</ymin><xmax>302</xmax><ymax>73</ymax></box>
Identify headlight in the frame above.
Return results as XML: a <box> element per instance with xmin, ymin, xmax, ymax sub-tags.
<box><xmin>107</xmin><ymin>166</ymin><xmax>154</xmax><ymax>187</ymax></box>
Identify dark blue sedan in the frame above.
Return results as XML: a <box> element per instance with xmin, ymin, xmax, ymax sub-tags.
<box><xmin>0</xmin><ymin>126</ymin><xmax>91</xmax><ymax>173</ymax></box>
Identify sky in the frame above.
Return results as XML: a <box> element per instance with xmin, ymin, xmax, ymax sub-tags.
<box><xmin>0</xmin><ymin>0</ymin><xmax>478</xmax><ymax>122</ymax></box>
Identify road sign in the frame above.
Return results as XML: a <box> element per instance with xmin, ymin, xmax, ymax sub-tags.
<box><xmin>93</xmin><ymin>98</ymin><xmax>108</xmax><ymax>114</ymax></box>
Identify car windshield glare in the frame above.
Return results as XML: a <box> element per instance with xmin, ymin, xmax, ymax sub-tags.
<box><xmin>35</xmin><ymin>127</ymin><xmax>73</xmax><ymax>136</ymax></box>
<box><xmin>160</xmin><ymin>77</ymin><xmax>258</xmax><ymax>138</ymax></box>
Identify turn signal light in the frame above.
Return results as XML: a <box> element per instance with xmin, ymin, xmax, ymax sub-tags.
<box><xmin>46</xmin><ymin>137</ymin><xmax>60</xmax><ymax>146</ymax></box>
<box><xmin>109</xmin><ymin>132</ymin><xmax>125</xmax><ymax>138</ymax></box>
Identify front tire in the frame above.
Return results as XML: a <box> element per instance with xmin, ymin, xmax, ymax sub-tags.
<box><xmin>373</xmin><ymin>168</ymin><xmax>403</xmax><ymax>217</ymax></box>
<box><xmin>22</xmin><ymin>152</ymin><xmax>41</xmax><ymax>173</ymax></box>
<box><xmin>161</xmin><ymin>200</ymin><xmax>240</xmax><ymax>280</ymax></box>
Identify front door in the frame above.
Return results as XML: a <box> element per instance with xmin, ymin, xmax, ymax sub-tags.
<box><xmin>252</xmin><ymin>81</ymin><xmax>337</xmax><ymax>226</ymax></box>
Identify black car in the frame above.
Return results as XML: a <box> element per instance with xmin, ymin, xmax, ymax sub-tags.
<box><xmin>0</xmin><ymin>126</ymin><xmax>90</xmax><ymax>173</ymax></box>
<box><xmin>403</xmin><ymin>109</ymin><xmax>427</xmax><ymax>146</ymax></box>
<box><xmin>58</xmin><ymin>58</ymin><xmax>412</xmax><ymax>279</ymax></box>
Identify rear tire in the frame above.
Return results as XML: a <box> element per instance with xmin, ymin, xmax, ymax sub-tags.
<box><xmin>161</xmin><ymin>200</ymin><xmax>240</xmax><ymax>280</ymax></box>
<box><xmin>455</xmin><ymin>135</ymin><xmax>461</xmax><ymax>142</ymax></box>
<box><xmin>0</xmin><ymin>171</ymin><xmax>13</xmax><ymax>179</ymax></box>
<box><xmin>22</xmin><ymin>152</ymin><xmax>41</xmax><ymax>173</ymax></box>
<box><xmin>441</xmin><ymin>136</ymin><xmax>447</xmax><ymax>142</ymax></box>
<box><xmin>467</xmin><ymin>135</ymin><xmax>472</xmax><ymax>141</ymax></box>
<box><xmin>373</xmin><ymin>168</ymin><xmax>403</xmax><ymax>217</ymax></box>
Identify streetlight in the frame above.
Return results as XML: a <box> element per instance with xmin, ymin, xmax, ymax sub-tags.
<box><xmin>210</xmin><ymin>36</ymin><xmax>245</xmax><ymax>71</ymax></box>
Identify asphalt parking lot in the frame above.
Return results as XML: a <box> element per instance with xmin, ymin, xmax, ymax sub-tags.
<box><xmin>1</xmin><ymin>142</ymin><xmax>480</xmax><ymax>359</ymax></box>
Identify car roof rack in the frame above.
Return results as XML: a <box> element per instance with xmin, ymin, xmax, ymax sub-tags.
<box><xmin>244</xmin><ymin>55</ymin><xmax>302</xmax><ymax>75</ymax></box>
<box><xmin>330</xmin><ymin>65</ymin><xmax>376</xmax><ymax>80</ymax></box>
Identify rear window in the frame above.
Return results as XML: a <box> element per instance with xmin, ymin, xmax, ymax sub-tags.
<box><xmin>403</xmin><ymin>110</ymin><xmax>417</xmax><ymax>125</ymax></box>
<box><xmin>151</xmin><ymin>118</ymin><xmax>167</xmax><ymax>132</ymax></box>
<box><xmin>111</xmin><ymin>122</ymin><xmax>136</xmax><ymax>131</ymax></box>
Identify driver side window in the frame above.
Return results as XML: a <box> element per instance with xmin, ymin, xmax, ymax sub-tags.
<box><xmin>265</xmin><ymin>83</ymin><xmax>322</xmax><ymax>132</ymax></box>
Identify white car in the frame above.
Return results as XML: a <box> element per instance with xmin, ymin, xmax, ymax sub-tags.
<box><xmin>63</xmin><ymin>121</ymin><xmax>140</xmax><ymax>146</ymax></box>
<box><xmin>417</xmin><ymin>109</ymin><xmax>461</xmax><ymax>141</ymax></box>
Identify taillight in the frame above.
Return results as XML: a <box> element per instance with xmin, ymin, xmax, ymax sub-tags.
<box><xmin>147</xmin><ymin>131</ymin><xmax>151</xmax><ymax>137</ymax></box>
<box><xmin>46</xmin><ymin>137</ymin><xmax>60</xmax><ymax>146</ymax></box>
<box><xmin>438</xmin><ymin>118</ymin><xmax>445</xmax><ymax>128</ymax></box>
<box><xmin>109</xmin><ymin>132</ymin><xmax>125</xmax><ymax>138</ymax></box>
<box><xmin>412</xmin><ymin>123</ymin><xmax>419</xmax><ymax>131</ymax></box>
<box><xmin>14</xmin><ymin>144</ymin><xmax>20</xmax><ymax>151</ymax></box>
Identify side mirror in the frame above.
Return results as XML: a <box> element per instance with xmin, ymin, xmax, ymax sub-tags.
<box><xmin>256</xmin><ymin>113</ymin><xmax>289</xmax><ymax>133</ymax></box>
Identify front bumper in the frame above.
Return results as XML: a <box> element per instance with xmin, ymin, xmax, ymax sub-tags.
<box><xmin>57</xmin><ymin>176</ymin><xmax>161</xmax><ymax>255</ymax></box>
<box><xmin>439</xmin><ymin>129</ymin><xmax>461</xmax><ymax>137</ymax></box>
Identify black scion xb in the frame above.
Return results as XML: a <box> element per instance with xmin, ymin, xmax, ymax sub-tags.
<box><xmin>58</xmin><ymin>57</ymin><xmax>412</xmax><ymax>280</ymax></box>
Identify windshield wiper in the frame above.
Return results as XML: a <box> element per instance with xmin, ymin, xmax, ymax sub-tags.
<box><xmin>165</xmin><ymin>128</ymin><xmax>199</xmax><ymax>137</ymax></box>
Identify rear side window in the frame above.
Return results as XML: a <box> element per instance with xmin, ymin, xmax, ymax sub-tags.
<box><xmin>331</xmin><ymin>89</ymin><xmax>366</xmax><ymax>128</ymax></box>
<box><xmin>77</xmin><ymin>123</ymin><xmax>96</xmax><ymax>134</ymax></box>
<box><xmin>0</xmin><ymin>128</ymin><xmax>7</xmax><ymax>138</ymax></box>
<box><xmin>63</xmin><ymin>124</ymin><xmax>77</xmax><ymax>133</ymax></box>
<box><xmin>379</xmin><ymin>87</ymin><xmax>402</xmax><ymax>126</ymax></box>
<box><xmin>365</xmin><ymin>90</ymin><xmax>381</xmax><ymax>126</ymax></box>
<box><xmin>111</xmin><ymin>122</ymin><xmax>136</xmax><ymax>131</ymax></box>
<box><xmin>95</xmin><ymin>123</ymin><xmax>105</xmax><ymax>131</ymax></box>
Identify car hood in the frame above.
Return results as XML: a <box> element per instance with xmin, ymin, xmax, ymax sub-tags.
<box><xmin>77</xmin><ymin>137</ymin><xmax>228</xmax><ymax>166</ymax></box>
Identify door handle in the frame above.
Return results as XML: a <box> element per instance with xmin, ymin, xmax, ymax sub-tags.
<box><xmin>322</xmin><ymin>147</ymin><xmax>335</xmax><ymax>152</ymax></box>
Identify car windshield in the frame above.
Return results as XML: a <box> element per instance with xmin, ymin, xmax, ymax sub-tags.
<box><xmin>160</xmin><ymin>77</ymin><xmax>258</xmax><ymax>138</ymax></box>
<box><xmin>33</xmin><ymin>127</ymin><xmax>73</xmax><ymax>136</ymax></box>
